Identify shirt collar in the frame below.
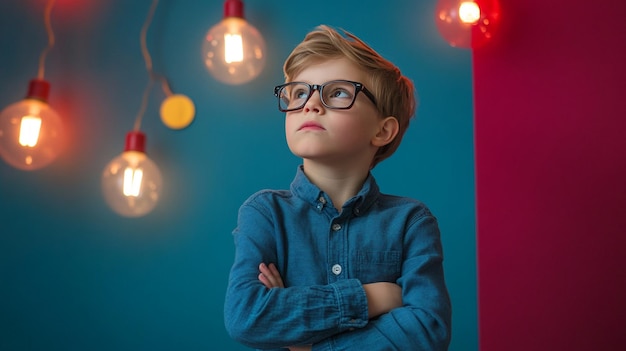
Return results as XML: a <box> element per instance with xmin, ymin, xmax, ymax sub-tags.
<box><xmin>290</xmin><ymin>165</ymin><xmax>380</xmax><ymax>214</ymax></box>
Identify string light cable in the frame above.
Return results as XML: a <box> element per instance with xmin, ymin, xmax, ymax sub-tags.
<box><xmin>38</xmin><ymin>0</ymin><xmax>56</xmax><ymax>80</ymax></box>
<box><xmin>135</xmin><ymin>0</ymin><xmax>195</xmax><ymax>132</ymax></box>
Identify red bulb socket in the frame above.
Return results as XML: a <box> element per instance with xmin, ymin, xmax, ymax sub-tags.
<box><xmin>124</xmin><ymin>131</ymin><xmax>146</xmax><ymax>153</ymax></box>
<box><xmin>26</xmin><ymin>79</ymin><xmax>50</xmax><ymax>102</ymax></box>
<box><xmin>224</xmin><ymin>0</ymin><xmax>244</xmax><ymax>18</ymax></box>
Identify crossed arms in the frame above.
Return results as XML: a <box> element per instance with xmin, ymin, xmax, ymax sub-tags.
<box><xmin>224</xmin><ymin>200</ymin><xmax>452</xmax><ymax>350</ymax></box>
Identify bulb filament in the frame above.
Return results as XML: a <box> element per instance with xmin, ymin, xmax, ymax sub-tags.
<box><xmin>123</xmin><ymin>167</ymin><xmax>144</xmax><ymax>197</ymax></box>
<box><xmin>19</xmin><ymin>115</ymin><xmax>42</xmax><ymax>147</ymax></box>
<box><xmin>224</xmin><ymin>33</ymin><xmax>244</xmax><ymax>63</ymax></box>
<box><xmin>459</xmin><ymin>1</ymin><xmax>481</xmax><ymax>24</ymax></box>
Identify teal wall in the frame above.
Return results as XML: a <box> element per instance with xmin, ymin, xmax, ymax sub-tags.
<box><xmin>0</xmin><ymin>0</ymin><xmax>476</xmax><ymax>350</ymax></box>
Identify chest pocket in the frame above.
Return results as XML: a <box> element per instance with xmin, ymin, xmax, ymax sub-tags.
<box><xmin>356</xmin><ymin>250</ymin><xmax>402</xmax><ymax>284</ymax></box>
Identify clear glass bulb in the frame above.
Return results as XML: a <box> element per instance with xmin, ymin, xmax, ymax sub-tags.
<box><xmin>102</xmin><ymin>150</ymin><xmax>162</xmax><ymax>217</ymax></box>
<box><xmin>0</xmin><ymin>98</ymin><xmax>63</xmax><ymax>170</ymax></box>
<box><xmin>434</xmin><ymin>0</ymin><xmax>501</xmax><ymax>49</ymax></box>
<box><xmin>202</xmin><ymin>16</ymin><xmax>266</xmax><ymax>85</ymax></box>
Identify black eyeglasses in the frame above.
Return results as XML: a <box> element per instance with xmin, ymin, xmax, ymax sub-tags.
<box><xmin>273</xmin><ymin>80</ymin><xmax>377</xmax><ymax>112</ymax></box>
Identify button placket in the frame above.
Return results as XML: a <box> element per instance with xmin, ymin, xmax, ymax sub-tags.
<box><xmin>316</xmin><ymin>196</ymin><xmax>326</xmax><ymax>211</ymax></box>
<box><xmin>329</xmin><ymin>220</ymin><xmax>344</xmax><ymax>277</ymax></box>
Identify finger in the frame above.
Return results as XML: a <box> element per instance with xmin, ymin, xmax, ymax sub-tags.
<box><xmin>259</xmin><ymin>263</ymin><xmax>280</xmax><ymax>287</ymax></box>
<box><xmin>267</xmin><ymin>263</ymin><xmax>285</xmax><ymax>288</ymax></box>
<box><xmin>258</xmin><ymin>272</ymin><xmax>273</xmax><ymax>289</ymax></box>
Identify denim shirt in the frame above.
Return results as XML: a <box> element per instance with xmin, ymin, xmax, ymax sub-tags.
<box><xmin>224</xmin><ymin>166</ymin><xmax>451</xmax><ymax>350</ymax></box>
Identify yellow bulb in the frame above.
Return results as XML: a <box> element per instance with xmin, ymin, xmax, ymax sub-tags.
<box><xmin>160</xmin><ymin>94</ymin><xmax>195</xmax><ymax>130</ymax></box>
<box><xmin>0</xmin><ymin>98</ymin><xmax>63</xmax><ymax>171</ymax></box>
<box><xmin>202</xmin><ymin>17</ymin><xmax>266</xmax><ymax>85</ymax></box>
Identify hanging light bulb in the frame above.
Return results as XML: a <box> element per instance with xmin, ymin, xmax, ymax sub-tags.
<box><xmin>0</xmin><ymin>79</ymin><xmax>63</xmax><ymax>170</ymax></box>
<box><xmin>434</xmin><ymin>0</ymin><xmax>501</xmax><ymax>49</ymax></box>
<box><xmin>0</xmin><ymin>0</ymin><xmax>62</xmax><ymax>171</ymax></box>
<box><xmin>202</xmin><ymin>0</ymin><xmax>266</xmax><ymax>85</ymax></box>
<box><xmin>101</xmin><ymin>131</ymin><xmax>162</xmax><ymax>217</ymax></box>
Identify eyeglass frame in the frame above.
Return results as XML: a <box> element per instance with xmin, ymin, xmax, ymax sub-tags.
<box><xmin>273</xmin><ymin>80</ymin><xmax>378</xmax><ymax>112</ymax></box>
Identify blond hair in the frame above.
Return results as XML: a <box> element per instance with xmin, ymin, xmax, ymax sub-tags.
<box><xmin>283</xmin><ymin>25</ymin><xmax>416</xmax><ymax>168</ymax></box>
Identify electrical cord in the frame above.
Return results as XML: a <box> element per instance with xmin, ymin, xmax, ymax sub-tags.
<box><xmin>37</xmin><ymin>0</ymin><xmax>56</xmax><ymax>80</ymax></box>
<box><xmin>134</xmin><ymin>0</ymin><xmax>173</xmax><ymax>131</ymax></box>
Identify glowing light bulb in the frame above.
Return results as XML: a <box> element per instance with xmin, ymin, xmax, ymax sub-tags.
<box><xmin>0</xmin><ymin>79</ymin><xmax>63</xmax><ymax>171</ymax></box>
<box><xmin>19</xmin><ymin>116</ymin><xmax>43</xmax><ymax>147</ymax></box>
<box><xmin>202</xmin><ymin>0</ymin><xmax>266</xmax><ymax>85</ymax></box>
<box><xmin>459</xmin><ymin>1</ymin><xmax>481</xmax><ymax>23</ymax></box>
<box><xmin>224</xmin><ymin>33</ymin><xmax>244</xmax><ymax>63</ymax></box>
<box><xmin>102</xmin><ymin>131</ymin><xmax>162</xmax><ymax>218</ymax></box>
<box><xmin>434</xmin><ymin>0</ymin><xmax>501</xmax><ymax>49</ymax></box>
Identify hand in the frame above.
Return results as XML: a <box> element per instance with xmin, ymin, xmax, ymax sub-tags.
<box><xmin>363</xmin><ymin>282</ymin><xmax>402</xmax><ymax>319</ymax></box>
<box><xmin>258</xmin><ymin>263</ymin><xmax>285</xmax><ymax>289</ymax></box>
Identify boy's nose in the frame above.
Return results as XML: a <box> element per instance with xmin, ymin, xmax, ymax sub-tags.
<box><xmin>304</xmin><ymin>90</ymin><xmax>323</xmax><ymax>113</ymax></box>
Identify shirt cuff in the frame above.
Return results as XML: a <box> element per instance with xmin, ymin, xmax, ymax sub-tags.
<box><xmin>331</xmin><ymin>278</ymin><xmax>368</xmax><ymax>330</ymax></box>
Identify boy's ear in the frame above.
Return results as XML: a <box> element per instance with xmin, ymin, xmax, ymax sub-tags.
<box><xmin>372</xmin><ymin>116</ymin><xmax>399</xmax><ymax>147</ymax></box>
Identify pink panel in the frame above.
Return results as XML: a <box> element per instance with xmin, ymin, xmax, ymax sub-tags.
<box><xmin>473</xmin><ymin>0</ymin><xmax>626</xmax><ymax>350</ymax></box>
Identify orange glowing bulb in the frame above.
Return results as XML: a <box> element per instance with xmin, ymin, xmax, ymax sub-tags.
<box><xmin>0</xmin><ymin>79</ymin><xmax>63</xmax><ymax>170</ymax></box>
<box><xmin>202</xmin><ymin>0</ymin><xmax>266</xmax><ymax>85</ymax></box>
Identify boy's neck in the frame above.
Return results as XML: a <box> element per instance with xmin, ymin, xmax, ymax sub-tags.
<box><xmin>302</xmin><ymin>160</ymin><xmax>371</xmax><ymax>211</ymax></box>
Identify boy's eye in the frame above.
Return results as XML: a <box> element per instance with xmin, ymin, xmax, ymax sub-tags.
<box><xmin>292</xmin><ymin>88</ymin><xmax>309</xmax><ymax>100</ymax></box>
<box><xmin>328</xmin><ymin>89</ymin><xmax>350</xmax><ymax>99</ymax></box>
<box><xmin>324</xmin><ymin>81</ymin><xmax>356</xmax><ymax>101</ymax></box>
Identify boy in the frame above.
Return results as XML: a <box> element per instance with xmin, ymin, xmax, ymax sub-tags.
<box><xmin>224</xmin><ymin>25</ymin><xmax>451</xmax><ymax>351</ymax></box>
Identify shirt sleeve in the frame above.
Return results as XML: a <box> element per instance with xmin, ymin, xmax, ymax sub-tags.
<box><xmin>312</xmin><ymin>214</ymin><xmax>452</xmax><ymax>351</ymax></box>
<box><xmin>224</xmin><ymin>200</ymin><xmax>369</xmax><ymax>350</ymax></box>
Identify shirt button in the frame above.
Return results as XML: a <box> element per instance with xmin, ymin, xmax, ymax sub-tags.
<box><xmin>331</xmin><ymin>264</ymin><xmax>342</xmax><ymax>275</ymax></box>
<box><xmin>332</xmin><ymin>223</ymin><xmax>341</xmax><ymax>231</ymax></box>
<box><xmin>353</xmin><ymin>208</ymin><xmax>360</xmax><ymax>215</ymax></box>
<box><xmin>318</xmin><ymin>196</ymin><xmax>326</xmax><ymax>204</ymax></box>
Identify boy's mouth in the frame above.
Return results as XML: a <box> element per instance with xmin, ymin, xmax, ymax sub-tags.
<box><xmin>298</xmin><ymin>121</ymin><xmax>325</xmax><ymax>131</ymax></box>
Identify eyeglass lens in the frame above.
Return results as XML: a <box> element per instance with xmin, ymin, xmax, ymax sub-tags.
<box><xmin>278</xmin><ymin>81</ymin><xmax>359</xmax><ymax>111</ymax></box>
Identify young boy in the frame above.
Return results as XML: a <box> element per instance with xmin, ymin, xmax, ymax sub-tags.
<box><xmin>224</xmin><ymin>25</ymin><xmax>451</xmax><ymax>351</ymax></box>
